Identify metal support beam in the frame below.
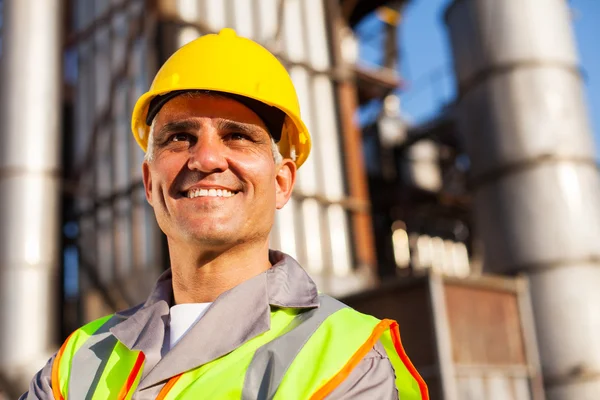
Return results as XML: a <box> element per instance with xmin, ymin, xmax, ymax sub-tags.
<box><xmin>0</xmin><ymin>0</ymin><xmax>62</xmax><ymax>393</ymax></box>
<box><xmin>325</xmin><ymin>0</ymin><xmax>377</xmax><ymax>271</ymax></box>
<box><xmin>446</xmin><ymin>0</ymin><xmax>600</xmax><ymax>399</ymax></box>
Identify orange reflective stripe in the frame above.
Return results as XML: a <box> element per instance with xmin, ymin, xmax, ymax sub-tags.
<box><xmin>50</xmin><ymin>332</ymin><xmax>143</xmax><ymax>400</ymax></box>
<box><xmin>309</xmin><ymin>319</ymin><xmax>393</xmax><ymax>400</ymax></box>
<box><xmin>389</xmin><ymin>320</ymin><xmax>429</xmax><ymax>400</ymax></box>
<box><xmin>156</xmin><ymin>374</ymin><xmax>183</xmax><ymax>400</ymax></box>
<box><xmin>310</xmin><ymin>319</ymin><xmax>429</xmax><ymax>400</ymax></box>
<box><xmin>51</xmin><ymin>332</ymin><xmax>75</xmax><ymax>400</ymax></box>
<box><xmin>116</xmin><ymin>352</ymin><xmax>146</xmax><ymax>400</ymax></box>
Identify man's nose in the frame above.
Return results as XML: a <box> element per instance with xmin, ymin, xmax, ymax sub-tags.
<box><xmin>187</xmin><ymin>133</ymin><xmax>229</xmax><ymax>173</ymax></box>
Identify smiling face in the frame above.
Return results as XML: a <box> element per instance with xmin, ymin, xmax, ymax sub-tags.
<box><xmin>142</xmin><ymin>93</ymin><xmax>296</xmax><ymax>251</ymax></box>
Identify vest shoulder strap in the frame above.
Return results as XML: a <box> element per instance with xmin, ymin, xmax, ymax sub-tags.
<box><xmin>275</xmin><ymin>300</ymin><xmax>428</xmax><ymax>400</ymax></box>
<box><xmin>242</xmin><ymin>294</ymin><xmax>347</xmax><ymax>399</ymax></box>
<box><xmin>51</xmin><ymin>314</ymin><xmax>117</xmax><ymax>399</ymax></box>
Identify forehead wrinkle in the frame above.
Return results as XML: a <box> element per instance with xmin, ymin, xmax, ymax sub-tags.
<box><xmin>156</xmin><ymin>119</ymin><xmax>202</xmax><ymax>139</ymax></box>
<box><xmin>216</xmin><ymin>118</ymin><xmax>267</xmax><ymax>137</ymax></box>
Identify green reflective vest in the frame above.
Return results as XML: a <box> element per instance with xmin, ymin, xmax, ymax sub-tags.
<box><xmin>52</xmin><ymin>295</ymin><xmax>428</xmax><ymax>400</ymax></box>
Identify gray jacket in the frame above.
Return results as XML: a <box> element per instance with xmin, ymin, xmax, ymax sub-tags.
<box><xmin>22</xmin><ymin>251</ymin><xmax>398</xmax><ymax>399</ymax></box>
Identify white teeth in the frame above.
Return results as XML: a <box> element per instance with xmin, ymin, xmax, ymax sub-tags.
<box><xmin>187</xmin><ymin>188</ymin><xmax>236</xmax><ymax>198</ymax></box>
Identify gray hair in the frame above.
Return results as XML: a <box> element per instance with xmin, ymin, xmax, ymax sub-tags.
<box><xmin>144</xmin><ymin>118</ymin><xmax>283</xmax><ymax>165</ymax></box>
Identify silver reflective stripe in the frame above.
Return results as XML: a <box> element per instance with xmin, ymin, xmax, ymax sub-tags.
<box><xmin>67</xmin><ymin>316</ymin><xmax>122</xmax><ymax>400</ymax></box>
<box><xmin>242</xmin><ymin>295</ymin><xmax>347</xmax><ymax>400</ymax></box>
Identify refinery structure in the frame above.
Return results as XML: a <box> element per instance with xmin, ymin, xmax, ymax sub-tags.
<box><xmin>1</xmin><ymin>0</ymin><xmax>600</xmax><ymax>399</ymax></box>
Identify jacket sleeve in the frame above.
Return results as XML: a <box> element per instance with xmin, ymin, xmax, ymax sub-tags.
<box><xmin>326</xmin><ymin>340</ymin><xmax>398</xmax><ymax>399</ymax></box>
<box><xmin>19</xmin><ymin>354</ymin><xmax>56</xmax><ymax>400</ymax></box>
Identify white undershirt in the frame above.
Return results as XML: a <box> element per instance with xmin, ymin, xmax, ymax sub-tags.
<box><xmin>169</xmin><ymin>302</ymin><xmax>212</xmax><ymax>349</ymax></box>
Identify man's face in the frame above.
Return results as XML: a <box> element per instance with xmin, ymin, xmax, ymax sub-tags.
<box><xmin>142</xmin><ymin>94</ymin><xmax>296</xmax><ymax>249</ymax></box>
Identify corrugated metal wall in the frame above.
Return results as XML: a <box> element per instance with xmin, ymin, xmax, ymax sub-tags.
<box><xmin>63</xmin><ymin>0</ymin><xmax>373</xmax><ymax>325</ymax></box>
<box><xmin>64</xmin><ymin>0</ymin><xmax>162</xmax><ymax>323</ymax></box>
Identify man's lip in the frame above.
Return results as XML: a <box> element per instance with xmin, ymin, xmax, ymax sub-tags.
<box><xmin>179</xmin><ymin>185</ymin><xmax>241</xmax><ymax>197</ymax></box>
<box><xmin>183</xmin><ymin>184</ymin><xmax>238</xmax><ymax>192</ymax></box>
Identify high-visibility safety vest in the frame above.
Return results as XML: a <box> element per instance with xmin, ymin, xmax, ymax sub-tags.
<box><xmin>51</xmin><ymin>295</ymin><xmax>428</xmax><ymax>400</ymax></box>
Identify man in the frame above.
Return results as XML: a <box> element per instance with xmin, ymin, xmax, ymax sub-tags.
<box><xmin>23</xmin><ymin>28</ymin><xmax>428</xmax><ymax>399</ymax></box>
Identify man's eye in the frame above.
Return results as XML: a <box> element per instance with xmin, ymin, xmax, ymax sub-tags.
<box><xmin>229</xmin><ymin>132</ymin><xmax>248</xmax><ymax>141</ymax></box>
<box><xmin>170</xmin><ymin>133</ymin><xmax>192</xmax><ymax>142</ymax></box>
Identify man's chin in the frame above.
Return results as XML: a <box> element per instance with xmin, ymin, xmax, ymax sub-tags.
<box><xmin>180</xmin><ymin>226</ymin><xmax>236</xmax><ymax>246</ymax></box>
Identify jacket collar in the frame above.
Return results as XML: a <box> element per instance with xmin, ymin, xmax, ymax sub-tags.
<box><xmin>266</xmin><ymin>250</ymin><xmax>319</xmax><ymax>308</ymax></box>
<box><xmin>110</xmin><ymin>250</ymin><xmax>319</xmax><ymax>390</ymax></box>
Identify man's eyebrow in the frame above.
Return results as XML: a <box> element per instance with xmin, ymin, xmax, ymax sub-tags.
<box><xmin>156</xmin><ymin>120</ymin><xmax>202</xmax><ymax>139</ymax></box>
<box><xmin>217</xmin><ymin>119</ymin><xmax>266</xmax><ymax>136</ymax></box>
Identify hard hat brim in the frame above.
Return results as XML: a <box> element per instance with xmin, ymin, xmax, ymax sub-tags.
<box><xmin>131</xmin><ymin>88</ymin><xmax>311</xmax><ymax>168</ymax></box>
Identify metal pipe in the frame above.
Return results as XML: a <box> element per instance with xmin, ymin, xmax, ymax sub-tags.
<box><xmin>445</xmin><ymin>0</ymin><xmax>600</xmax><ymax>399</ymax></box>
<box><xmin>324</xmin><ymin>0</ymin><xmax>377</xmax><ymax>272</ymax></box>
<box><xmin>0</xmin><ymin>0</ymin><xmax>62</xmax><ymax>392</ymax></box>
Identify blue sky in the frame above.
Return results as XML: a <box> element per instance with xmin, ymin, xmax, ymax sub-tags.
<box><xmin>358</xmin><ymin>0</ymin><xmax>600</xmax><ymax>157</ymax></box>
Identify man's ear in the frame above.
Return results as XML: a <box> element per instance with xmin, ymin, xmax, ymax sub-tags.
<box><xmin>275</xmin><ymin>159</ymin><xmax>297</xmax><ymax>209</ymax></box>
<box><xmin>142</xmin><ymin>161</ymin><xmax>154</xmax><ymax>206</ymax></box>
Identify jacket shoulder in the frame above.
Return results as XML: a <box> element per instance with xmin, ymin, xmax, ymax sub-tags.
<box><xmin>68</xmin><ymin>302</ymin><xmax>144</xmax><ymax>345</ymax></box>
<box><xmin>319</xmin><ymin>294</ymin><xmax>380</xmax><ymax>325</ymax></box>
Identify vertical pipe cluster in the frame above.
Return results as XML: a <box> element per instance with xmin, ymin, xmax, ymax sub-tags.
<box><xmin>0</xmin><ymin>0</ymin><xmax>62</xmax><ymax>392</ymax></box>
<box><xmin>445</xmin><ymin>0</ymin><xmax>600</xmax><ymax>398</ymax></box>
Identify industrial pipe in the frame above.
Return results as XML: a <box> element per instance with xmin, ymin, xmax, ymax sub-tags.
<box><xmin>0</xmin><ymin>0</ymin><xmax>62</xmax><ymax>393</ymax></box>
<box><xmin>446</xmin><ymin>0</ymin><xmax>600</xmax><ymax>399</ymax></box>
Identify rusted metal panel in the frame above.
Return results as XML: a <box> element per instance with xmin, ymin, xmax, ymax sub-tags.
<box><xmin>343</xmin><ymin>279</ymin><xmax>436</xmax><ymax>367</ymax></box>
<box><xmin>443</xmin><ymin>273</ymin><xmax>521</xmax><ymax>293</ymax></box>
<box><xmin>444</xmin><ymin>283</ymin><xmax>526</xmax><ymax>365</ymax></box>
<box><xmin>341</xmin><ymin>271</ymin><xmax>545</xmax><ymax>400</ymax></box>
<box><xmin>456</xmin><ymin>372</ymin><xmax>531</xmax><ymax>400</ymax></box>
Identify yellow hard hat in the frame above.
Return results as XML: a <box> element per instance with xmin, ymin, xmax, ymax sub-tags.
<box><xmin>131</xmin><ymin>28</ymin><xmax>311</xmax><ymax>168</ymax></box>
